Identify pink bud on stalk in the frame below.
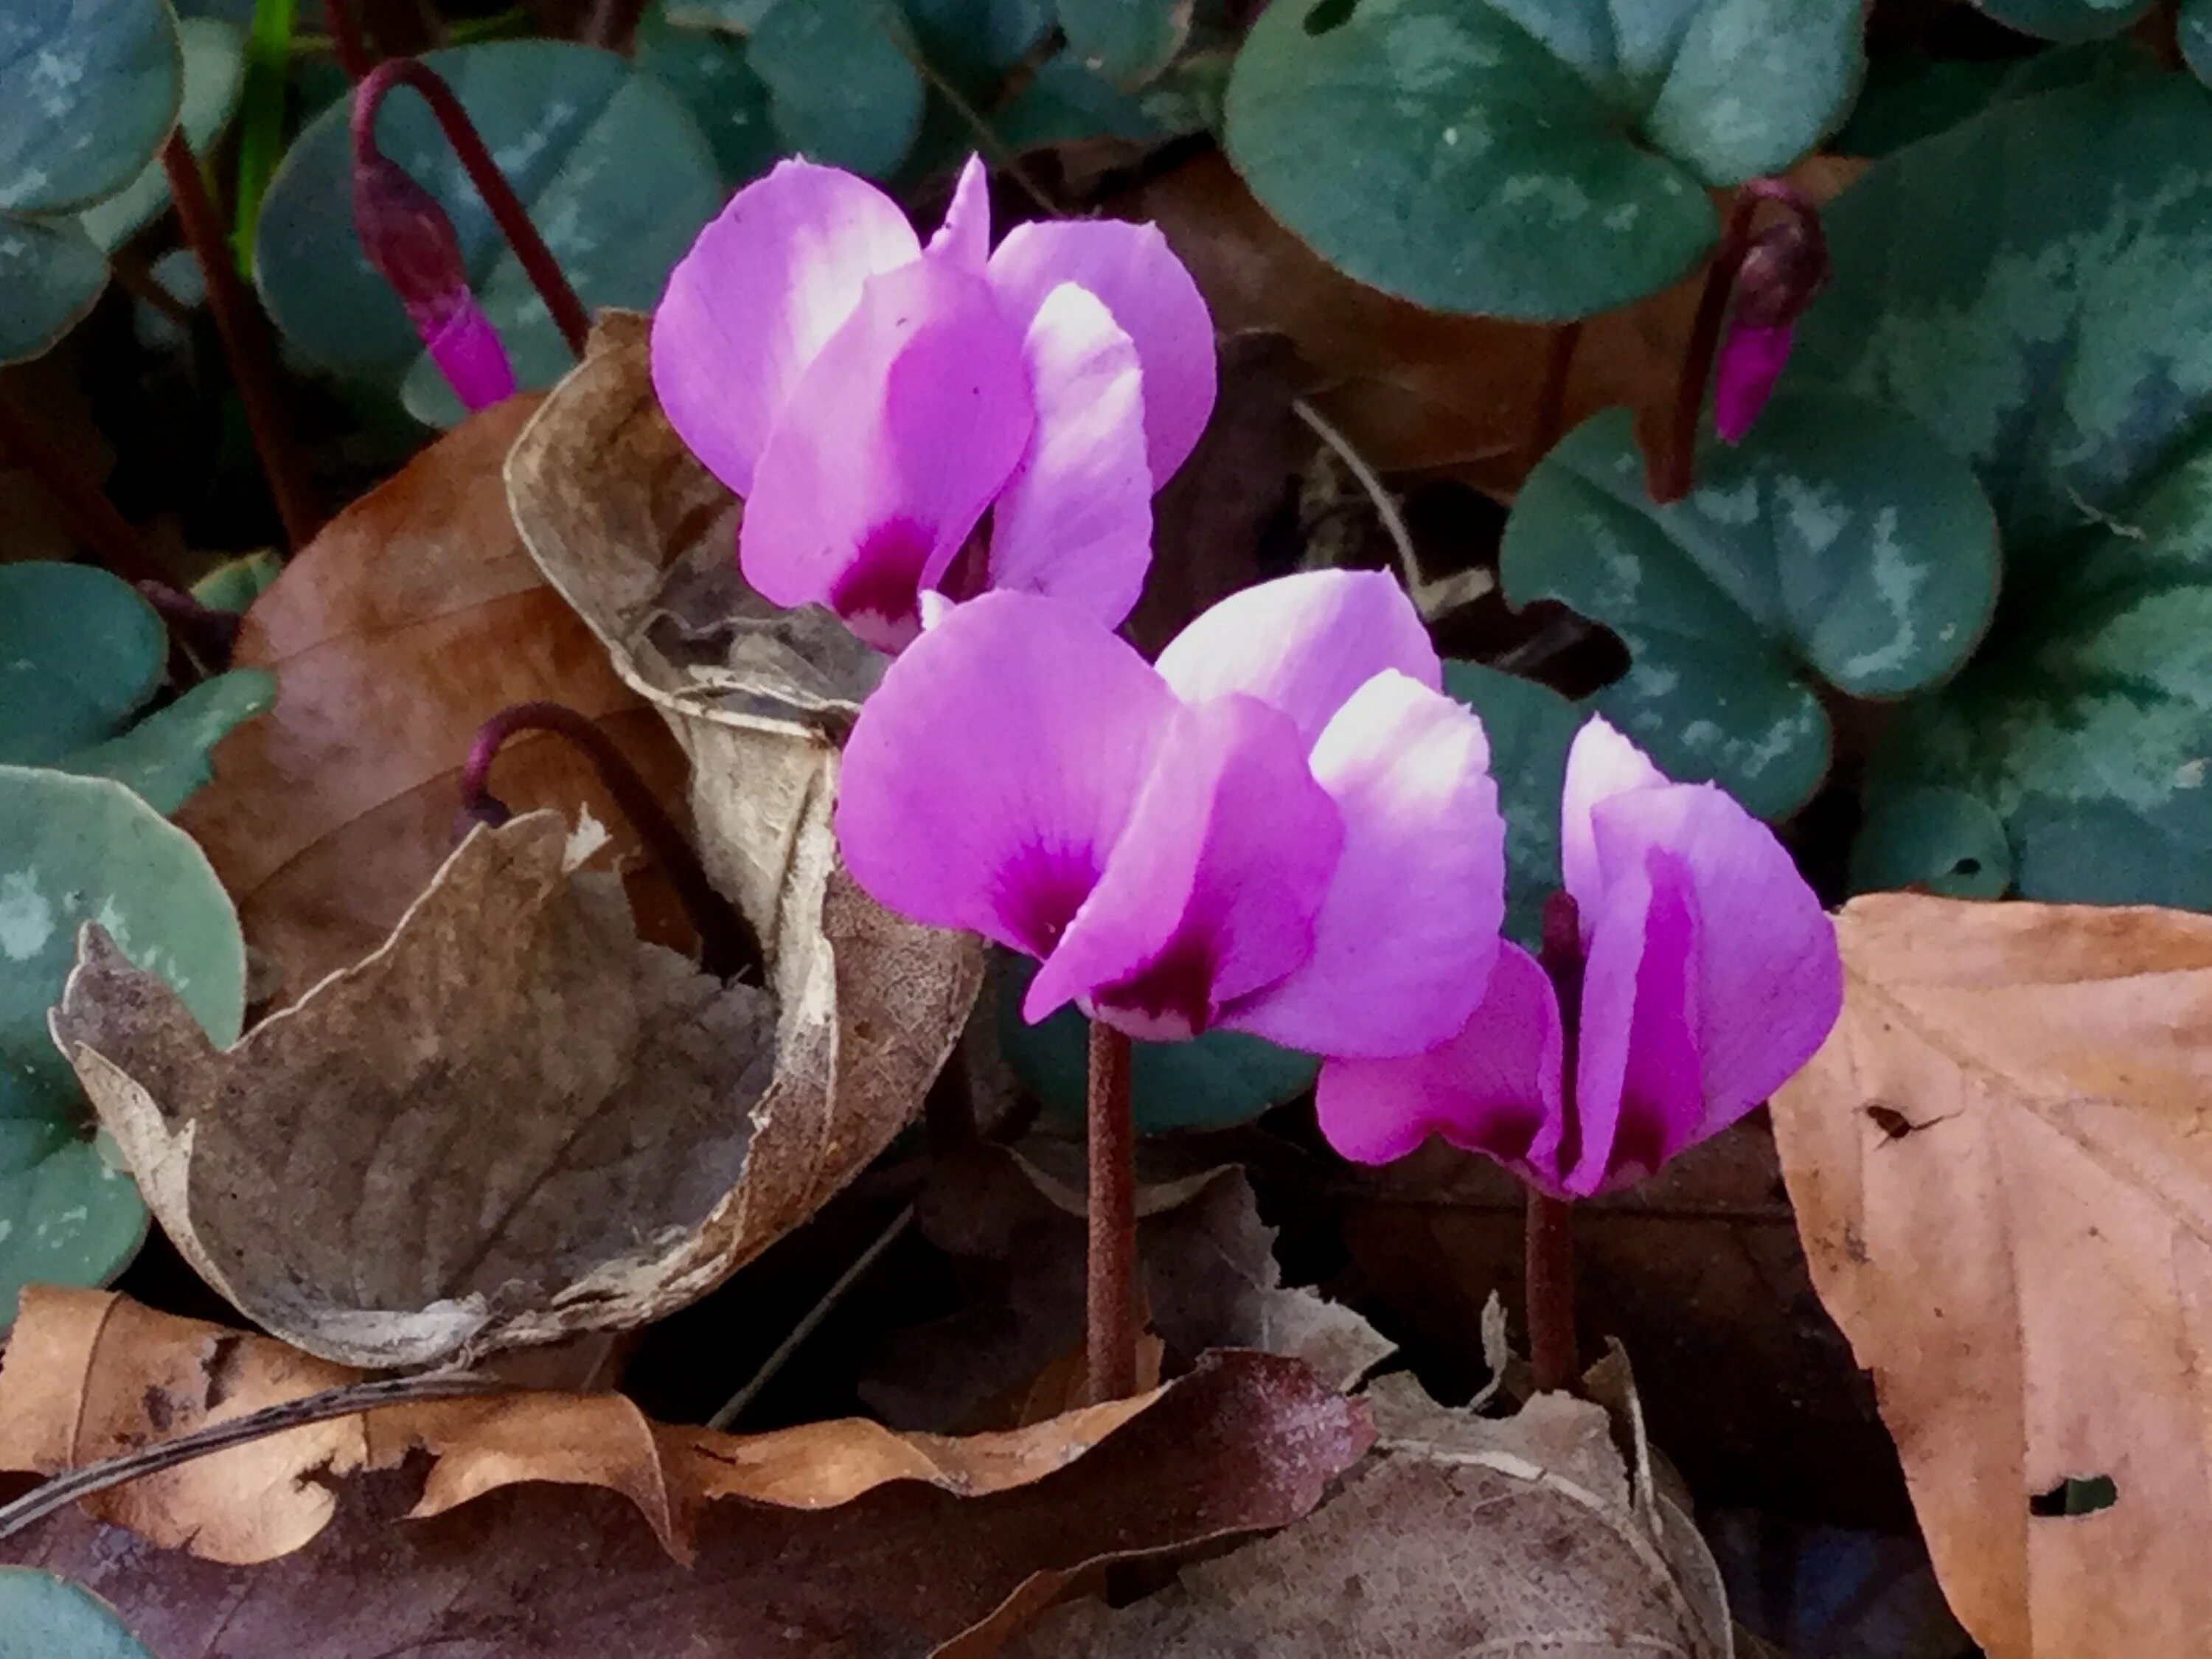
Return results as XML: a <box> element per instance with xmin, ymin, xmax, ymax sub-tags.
<box><xmin>1712</xmin><ymin>189</ymin><xmax>1829</xmax><ymax>445</ymax></box>
<box><xmin>349</xmin><ymin>143</ymin><xmax>515</xmax><ymax>411</ymax></box>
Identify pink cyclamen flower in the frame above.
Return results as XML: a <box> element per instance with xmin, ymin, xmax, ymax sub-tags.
<box><xmin>1713</xmin><ymin>187</ymin><xmax>1827</xmax><ymax>445</ymax></box>
<box><xmin>350</xmin><ymin>128</ymin><xmax>516</xmax><ymax>413</ymax></box>
<box><xmin>1318</xmin><ymin>717</ymin><xmax>1840</xmax><ymax>1197</ymax></box>
<box><xmin>650</xmin><ymin>156</ymin><xmax>1217</xmax><ymax>653</ymax></box>
<box><xmin>835</xmin><ymin>569</ymin><xmax>1506</xmax><ymax>1060</ymax></box>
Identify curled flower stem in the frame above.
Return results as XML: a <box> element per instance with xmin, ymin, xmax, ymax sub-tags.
<box><xmin>460</xmin><ymin>701</ymin><xmax>764</xmax><ymax>984</ymax></box>
<box><xmin>1646</xmin><ymin>180</ymin><xmax>1821</xmax><ymax>506</ymax></box>
<box><xmin>353</xmin><ymin>59</ymin><xmax>592</xmax><ymax>360</ymax></box>
<box><xmin>1527</xmin><ymin>891</ymin><xmax>1585</xmax><ymax>1394</ymax></box>
<box><xmin>1084</xmin><ymin>1020</ymin><xmax>1140</xmax><ymax>1405</ymax></box>
<box><xmin>0</xmin><ymin>1369</ymin><xmax>501</xmax><ymax>1546</ymax></box>
<box><xmin>160</xmin><ymin>132</ymin><xmax>321</xmax><ymax>549</ymax></box>
<box><xmin>0</xmin><ymin>385</ymin><xmax>165</xmax><ymax>585</ymax></box>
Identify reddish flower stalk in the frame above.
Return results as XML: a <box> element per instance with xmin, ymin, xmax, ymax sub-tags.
<box><xmin>1646</xmin><ymin>179</ymin><xmax>1828</xmax><ymax>504</ymax></box>
<box><xmin>1526</xmin><ymin>890</ymin><xmax>1583</xmax><ymax>1395</ymax></box>
<box><xmin>0</xmin><ymin>385</ymin><xmax>165</xmax><ymax>585</ymax></box>
<box><xmin>459</xmin><ymin>701</ymin><xmax>764</xmax><ymax>984</ymax></box>
<box><xmin>352</xmin><ymin>60</ymin><xmax>593</xmax><ymax>366</ymax></box>
<box><xmin>323</xmin><ymin>0</ymin><xmax>375</xmax><ymax>80</ymax></box>
<box><xmin>159</xmin><ymin>133</ymin><xmax>321</xmax><ymax>549</ymax></box>
<box><xmin>136</xmin><ymin>581</ymin><xmax>243</xmax><ymax>669</ymax></box>
<box><xmin>1084</xmin><ymin>1020</ymin><xmax>1139</xmax><ymax>1405</ymax></box>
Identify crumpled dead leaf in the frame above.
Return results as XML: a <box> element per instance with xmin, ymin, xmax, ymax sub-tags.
<box><xmin>863</xmin><ymin>1144</ymin><xmax>1394</xmax><ymax>1433</ymax></box>
<box><xmin>1119</xmin><ymin>153</ymin><xmax>1865</xmax><ymax>493</ymax></box>
<box><xmin>50</xmin><ymin>807</ymin><xmax>974</xmax><ymax>1370</ymax></box>
<box><xmin>1770</xmin><ymin>894</ymin><xmax>2212</xmax><ymax>1659</ymax></box>
<box><xmin>0</xmin><ymin>1293</ymin><xmax>1371</xmax><ymax>1655</ymax></box>
<box><xmin>175</xmin><ymin>397</ymin><xmax>693</xmax><ymax>1002</ymax></box>
<box><xmin>1009</xmin><ymin>1369</ymin><xmax>1731</xmax><ymax>1657</ymax></box>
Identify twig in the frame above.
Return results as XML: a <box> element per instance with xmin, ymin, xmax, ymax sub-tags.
<box><xmin>105</xmin><ymin>248</ymin><xmax>195</xmax><ymax>331</ymax></box>
<box><xmin>1084</xmin><ymin>1021</ymin><xmax>1139</xmax><ymax>1405</ymax></box>
<box><xmin>462</xmin><ymin>701</ymin><xmax>765</xmax><ymax>983</ymax></box>
<box><xmin>1487</xmin><ymin>613</ymin><xmax>1592</xmax><ymax>678</ymax></box>
<box><xmin>0</xmin><ymin>1370</ymin><xmax>501</xmax><ymax>1545</ymax></box>
<box><xmin>0</xmin><ymin>386</ymin><xmax>166</xmax><ymax>585</ymax></box>
<box><xmin>707</xmin><ymin>1208</ymin><xmax>915</xmax><ymax>1430</ymax></box>
<box><xmin>886</xmin><ymin>25</ymin><xmax>1062</xmax><ymax>218</ymax></box>
<box><xmin>161</xmin><ymin>132</ymin><xmax>321</xmax><ymax>548</ymax></box>
<box><xmin>1293</xmin><ymin>398</ymin><xmax>1491</xmax><ymax>622</ymax></box>
<box><xmin>355</xmin><ymin>60</ymin><xmax>592</xmax><ymax>359</ymax></box>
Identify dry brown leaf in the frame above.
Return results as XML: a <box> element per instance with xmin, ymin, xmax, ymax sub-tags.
<box><xmin>863</xmin><ymin>1144</ymin><xmax>1394</xmax><ymax>1433</ymax></box>
<box><xmin>1119</xmin><ymin>153</ymin><xmax>1866</xmax><ymax>493</ymax></box>
<box><xmin>51</xmin><ymin>805</ymin><xmax>975</xmax><ymax>1369</ymax></box>
<box><xmin>175</xmin><ymin>397</ymin><xmax>694</xmax><ymax>1001</ymax></box>
<box><xmin>1009</xmin><ymin>1371</ymin><xmax>1732</xmax><ymax>1657</ymax></box>
<box><xmin>1769</xmin><ymin>894</ymin><xmax>2212</xmax><ymax>1659</ymax></box>
<box><xmin>1</xmin><ymin>1296</ymin><xmax>1371</xmax><ymax>1655</ymax></box>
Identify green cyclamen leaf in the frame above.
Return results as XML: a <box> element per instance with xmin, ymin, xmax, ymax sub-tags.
<box><xmin>1222</xmin><ymin>0</ymin><xmax>1863</xmax><ymax>320</ymax></box>
<box><xmin>1441</xmin><ymin>661</ymin><xmax>1582</xmax><ymax>950</ymax></box>
<box><xmin>0</xmin><ymin>1571</ymin><xmax>155</xmax><ymax>1659</ymax></box>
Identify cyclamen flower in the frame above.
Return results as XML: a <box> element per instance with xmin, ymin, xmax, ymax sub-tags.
<box><xmin>1712</xmin><ymin>184</ymin><xmax>1827</xmax><ymax>445</ymax></box>
<box><xmin>835</xmin><ymin>570</ymin><xmax>1506</xmax><ymax>1061</ymax></box>
<box><xmin>350</xmin><ymin>114</ymin><xmax>515</xmax><ymax>412</ymax></box>
<box><xmin>652</xmin><ymin>156</ymin><xmax>1217</xmax><ymax>653</ymax></box>
<box><xmin>1318</xmin><ymin>717</ymin><xmax>1840</xmax><ymax>1196</ymax></box>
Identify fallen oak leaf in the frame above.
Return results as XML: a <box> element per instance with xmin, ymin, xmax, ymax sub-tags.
<box><xmin>1769</xmin><ymin>894</ymin><xmax>2212</xmax><ymax>1659</ymax></box>
<box><xmin>51</xmin><ymin>807</ymin><xmax>974</xmax><ymax>1370</ymax></box>
<box><xmin>174</xmin><ymin>396</ymin><xmax>693</xmax><ymax>1002</ymax></box>
<box><xmin>1006</xmin><ymin>1370</ymin><xmax>1732</xmax><ymax>1657</ymax></box>
<box><xmin>0</xmin><ymin>1303</ymin><xmax>1369</xmax><ymax>1657</ymax></box>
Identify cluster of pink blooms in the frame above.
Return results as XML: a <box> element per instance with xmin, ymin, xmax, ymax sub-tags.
<box><xmin>638</xmin><ymin>158</ymin><xmax>1841</xmax><ymax>1197</ymax></box>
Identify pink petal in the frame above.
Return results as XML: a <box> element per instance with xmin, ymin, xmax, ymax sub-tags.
<box><xmin>740</xmin><ymin>260</ymin><xmax>1034</xmax><ymax>652</ymax></box>
<box><xmin>979</xmin><ymin>283</ymin><xmax>1153</xmax><ymax>630</ymax></box>
<box><xmin>1563</xmin><ymin>844</ymin><xmax>1703</xmax><ymax>1197</ymax></box>
<box><xmin>651</xmin><ymin>159</ymin><xmax>921</xmax><ymax>498</ymax></box>
<box><xmin>1587</xmin><ymin>780</ymin><xmax>1841</xmax><ymax>1138</ymax></box>
<box><xmin>1023</xmin><ymin>694</ymin><xmax>1343</xmax><ymax>1040</ymax></box>
<box><xmin>1315</xmin><ymin>943</ymin><xmax>1562</xmax><ymax>1172</ymax></box>
<box><xmin>1714</xmin><ymin>321</ymin><xmax>1795</xmax><ymax>445</ymax></box>
<box><xmin>1153</xmin><ymin>570</ymin><xmax>1441</xmax><ymax>751</ymax></box>
<box><xmin>834</xmin><ymin>591</ymin><xmax>1176</xmax><ymax>956</ymax></box>
<box><xmin>419</xmin><ymin>295</ymin><xmax>515</xmax><ymax>411</ymax></box>
<box><xmin>925</xmin><ymin>155</ymin><xmax>990</xmax><ymax>271</ymax></box>
<box><xmin>1559</xmin><ymin>714</ymin><xmax>1669</xmax><ymax>922</ymax></box>
<box><xmin>987</xmin><ymin>218</ymin><xmax>1216</xmax><ymax>484</ymax></box>
<box><xmin>1225</xmin><ymin>672</ymin><xmax>1504</xmax><ymax>1059</ymax></box>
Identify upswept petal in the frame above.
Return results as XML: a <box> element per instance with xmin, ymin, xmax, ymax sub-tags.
<box><xmin>1224</xmin><ymin>672</ymin><xmax>1503</xmax><ymax>1059</ymax></box>
<box><xmin>987</xmin><ymin>218</ymin><xmax>1216</xmax><ymax>484</ymax></box>
<box><xmin>651</xmin><ymin>160</ymin><xmax>921</xmax><ymax>498</ymax></box>
<box><xmin>1315</xmin><ymin>944</ymin><xmax>1562</xmax><ymax>1172</ymax></box>
<box><xmin>835</xmin><ymin>591</ymin><xmax>1176</xmax><ymax>957</ymax></box>
<box><xmin>981</xmin><ymin>284</ymin><xmax>1153</xmax><ymax>630</ymax></box>
<box><xmin>739</xmin><ymin>260</ymin><xmax>1034</xmax><ymax>652</ymax></box>
<box><xmin>1586</xmin><ymin>779</ymin><xmax>1841</xmax><ymax>1138</ymax></box>
<box><xmin>926</xmin><ymin>155</ymin><xmax>991</xmax><ymax>272</ymax></box>
<box><xmin>1153</xmin><ymin>570</ymin><xmax>1441</xmax><ymax>751</ymax></box>
<box><xmin>1559</xmin><ymin>715</ymin><xmax>1669</xmax><ymax>919</ymax></box>
<box><xmin>1024</xmin><ymin>694</ymin><xmax>1342</xmax><ymax>1039</ymax></box>
<box><xmin>1563</xmin><ymin>845</ymin><xmax>1703</xmax><ymax>1197</ymax></box>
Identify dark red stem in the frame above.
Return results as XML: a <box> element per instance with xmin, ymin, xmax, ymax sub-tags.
<box><xmin>324</xmin><ymin>0</ymin><xmax>375</xmax><ymax>79</ymax></box>
<box><xmin>1084</xmin><ymin>1020</ymin><xmax>1139</xmax><ymax>1405</ymax></box>
<box><xmin>1527</xmin><ymin>891</ymin><xmax>1585</xmax><ymax>1394</ymax></box>
<box><xmin>160</xmin><ymin>133</ymin><xmax>321</xmax><ymax>549</ymax></box>
<box><xmin>1527</xmin><ymin>319</ymin><xmax>1583</xmax><ymax>471</ymax></box>
<box><xmin>353</xmin><ymin>60</ymin><xmax>592</xmax><ymax>359</ymax></box>
<box><xmin>137</xmin><ymin>581</ymin><xmax>243</xmax><ymax>669</ymax></box>
<box><xmin>1646</xmin><ymin>179</ymin><xmax>1821</xmax><ymax>505</ymax></box>
<box><xmin>460</xmin><ymin>701</ymin><xmax>763</xmax><ymax>983</ymax></box>
<box><xmin>0</xmin><ymin>386</ymin><xmax>165</xmax><ymax>585</ymax></box>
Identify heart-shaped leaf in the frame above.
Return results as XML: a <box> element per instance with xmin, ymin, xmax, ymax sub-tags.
<box><xmin>1057</xmin><ymin>0</ymin><xmax>1189</xmax><ymax>86</ymax></box>
<box><xmin>1222</xmin><ymin>0</ymin><xmax>1864</xmax><ymax>319</ymax></box>
<box><xmin>993</xmin><ymin>955</ymin><xmax>1318</xmax><ymax>1135</ymax></box>
<box><xmin>1972</xmin><ymin>0</ymin><xmax>2151</xmax><ymax>40</ymax></box>
<box><xmin>0</xmin><ymin>1570</ymin><xmax>152</xmax><ymax>1659</ymax></box>
<box><xmin>630</xmin><ymin>3</ymin><xmax>779</xmax><ymax>187</ymax></box>
<box><xmin>0</xmin><ymin>0</ymin><xmax>185</xmax><ymax>362</ymax></box>
<box><xmin>1441</xmin><ymin>661</ymin><xmax>1582</xmax><ymax>948</ymax></box>
<box><xmin>1792</xmin><ymin>78</ymin><xmax>2212</xmax><ymax>903</ymax></box>
<box><xmin>252</xmin><ymin>40</ymin><xmax>723</xmax><ymax>426</ymax></box>
<box><xmin>746</xmin><ymin>0</ymin><xmax>922</xmax><ymax>179</ymax></box>
<box><xmin>80</xmin><ymin>16</ymin><xmax>246</xmax><ymax>252</ymax></box>
<box><xmin>1849</xmin><ymin>786</ymin><xmax>2013</xmax><ymax>900</ymax></box>
<box><xmin>0</xmin><ymin>765</ymin><xmax>246</xmax><ymax>1329</ymax></box>
<box><xmin>2187</xmin><ymin>0</ymin><xmax>2212</xmax><ymax>83</ymax></box>
<box><xmin>0</xmin><ymin>563</ymin><xmax>271</xmax><ymax>815</ymax></box>
<box><xmin>1500</xmin><ymin>390</ymin><xmax>1998</xmax><ymax>818</ymax></box>
<box><xmin>905</xmin><ymin>0</ymin><xmax>1053</xmax><ymax>83</ymax></box>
